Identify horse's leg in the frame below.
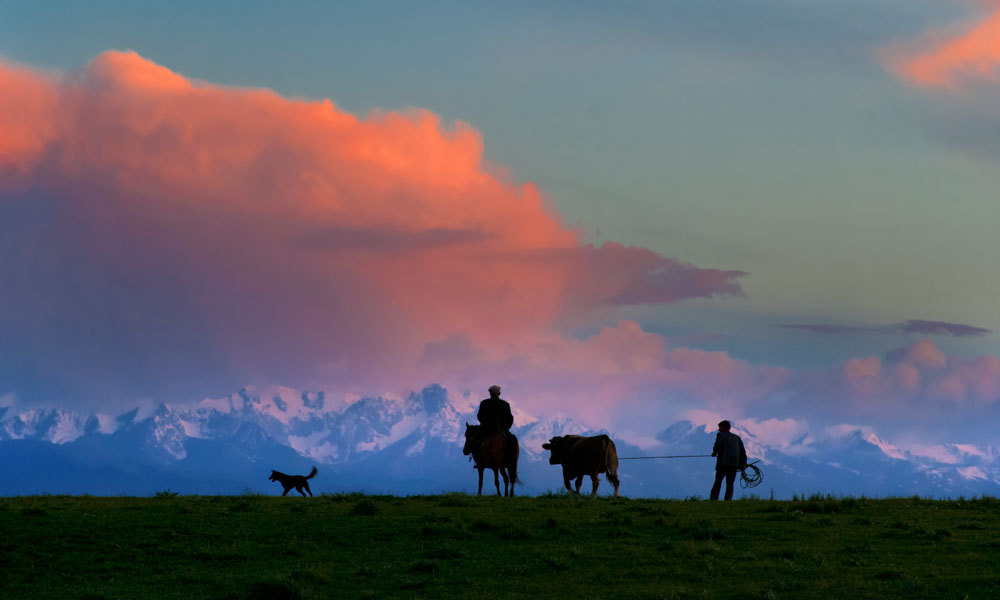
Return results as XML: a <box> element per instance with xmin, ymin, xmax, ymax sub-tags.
<box><xmin>477</xmin><ymin>467</ymin><xmax>484</xmax><ymax>496</ymax></box>
<box><xmin>575</xmin><ymin>476</ymin><xmax>584</xmax><ymax>494</ymax></box>
<box><xmin>500</xmin><ymin>468</ymin><xmax>510</xmax><ymax>497</ymax></box>
<box><xmin>493</xmin><ymin>468</ymin><xmax>501</xmax><ymax>496</ymax></box>
<box><xmin>590</xmin><ymin>474</ymin><xmax>600</xmax><ymax>497</ymax></box>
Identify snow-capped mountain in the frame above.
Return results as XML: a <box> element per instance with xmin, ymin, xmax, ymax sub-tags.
<box><xmin>3</xmin><ymin>385</ymin><xmax>1000</xmax><ymax>498</ymax></box>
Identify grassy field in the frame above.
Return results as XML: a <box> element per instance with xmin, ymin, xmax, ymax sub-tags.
<box><xmin>3</xmin><ymin>493</ymin><xmax>1000</xmax><ymax>599</ymax></box>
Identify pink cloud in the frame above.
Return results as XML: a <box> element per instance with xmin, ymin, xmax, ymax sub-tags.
<box><xmin>0</xmin><ymin>51</ymin><xmax>744</xmax><ymax>408</ymax></box>
<box><xmin>887</xmin><ymin>7</ymin><xmax>1000</xmax><ymax>88</ymax></box>
<box><xmin>416</xmin><ymin>321</ymin><xmax>790</xmax><ymax>427</ymax></box>
<box><xmin>819</xmin><ymin>340</ymin><xmax>1000</xmax><ymax>411</ymax></box>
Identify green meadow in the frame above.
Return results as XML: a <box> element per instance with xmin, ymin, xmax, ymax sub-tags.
<box><xmin>3</xmin><ymin>493</ymin><xmax>1000</xmax><ymax>599</ymax></box>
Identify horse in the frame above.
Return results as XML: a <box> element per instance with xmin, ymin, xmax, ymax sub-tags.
<box><xmin>463</xmin><ymin>422</ymin><xmax>520</xmax><ymax>497</ymax></box>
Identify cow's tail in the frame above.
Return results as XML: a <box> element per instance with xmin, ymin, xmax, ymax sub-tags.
<box><xmin>604</xmin><ymin>437</ymin><xmax>621</xmax><ymax>497</ymax></box>
<box><xmin>604</xmin><ymin>437</ymin><xmax>619</xmax><ymax>477</ymax></box>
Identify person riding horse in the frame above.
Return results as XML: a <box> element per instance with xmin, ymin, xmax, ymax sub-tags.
<box><xmin>476</xmin><ymin>384</ymin><xmax>513</xmax><ymax>450</ymax></box>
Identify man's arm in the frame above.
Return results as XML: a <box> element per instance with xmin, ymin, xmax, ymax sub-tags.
<box><xmin>712</xmin><ymin>434</ymin><xmax>721</xmax><ymax>457</ymax></box>
<box><xmin>739</xmin><ymin>440</ymin><xmax>747</xmax><ymax>469</ymax></box>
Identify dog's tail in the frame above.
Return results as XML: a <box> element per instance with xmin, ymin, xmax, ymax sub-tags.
<box><xmin>306</xmin><ymin>466</ymin><xmax>317</xmax><ymax>479</ymax></box>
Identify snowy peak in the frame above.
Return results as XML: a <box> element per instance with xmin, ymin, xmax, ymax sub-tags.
<box><xmin>4</xmin><ymin>388</ymin><xmax>1000</xmax><ymax>497</ymax></box>
<box><xmin>0</xmin><ymin>408</ymin><xmax>88</xmax><ymax>444</ymax></box>
<box><xmin>516</xmin><ymin>413</ymin><xmax>602</xmax><ymax>459</ymax></box>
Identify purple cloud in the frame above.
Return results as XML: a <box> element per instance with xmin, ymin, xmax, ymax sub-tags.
<box><xmin>781</xmin><ymin>320</ymin><xmax>991</xmax><ymax>338</ymax></box>
<box><xmin>898</xmin><ymin>320</ymin><xmax>991</xmax><ymax>337</ymax></box>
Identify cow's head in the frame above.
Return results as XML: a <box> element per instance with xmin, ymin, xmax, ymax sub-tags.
<box><xmin>542</xmin><ymin>436</ymin><xmax>564</xmax><ymax>465</ymax></box>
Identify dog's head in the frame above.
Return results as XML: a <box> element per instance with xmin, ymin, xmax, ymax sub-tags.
<box><xmin>268</xmin><ymin>470</ymin><xmax>279</xmax><ymax>481</ymax></box>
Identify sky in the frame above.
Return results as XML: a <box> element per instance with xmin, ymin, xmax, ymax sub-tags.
<box><xmin>2</xmin><ymin>0</ymin><xmax>1000</xmax><ymax>446</ymax></box>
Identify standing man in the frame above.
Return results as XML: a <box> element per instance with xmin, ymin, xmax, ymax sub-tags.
<box><xmin>710</xmin><ymin>420</ymin><xmax>747</xmax><ymax>501</ymax></box>
<box><xmin>477</xmin><ymin>385</ymin><xmax>514</xmax><ymax>436</ymax></box>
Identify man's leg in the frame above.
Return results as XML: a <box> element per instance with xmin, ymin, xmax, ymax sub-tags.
<box><xmin>710</xmin><ymin>469</ymin><xmax>725</xmax><ymax>500</ymax></box>
<box><xmin>475</xmin><ymin>429</ymin><xmax>490</xmax><ymax>454</ymax></box>
<box><xmin>724</xmin><ymin>468</ymin><xmax>737</xmax><ymax>501</ymax></box>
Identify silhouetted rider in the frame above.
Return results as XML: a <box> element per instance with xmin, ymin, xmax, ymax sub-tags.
<box><xmin>477</xmin><ymin>384</ymin><xmax>513</xmax><ymax>437</ymax></box>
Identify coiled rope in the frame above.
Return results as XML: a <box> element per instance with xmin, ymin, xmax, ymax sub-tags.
<box><xmin>740</xmin><ymin>460</ymin><xmax>763</xmax><ymax>489</ymax></box>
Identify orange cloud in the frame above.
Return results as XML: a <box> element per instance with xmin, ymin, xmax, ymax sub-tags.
<box><xmin>889</xmin><ymin>7</ymin><xmax>1000</xmax><ymax>88</ymax></box>
<box><xmin>0</xmin><ymin>51</ymin><xmax>744</xmax><ymax>408</ymax></box>
<box><xmin>0</xmin><ymin>59</ymin><xmax>57</xmax><ymax>177</ymax></box>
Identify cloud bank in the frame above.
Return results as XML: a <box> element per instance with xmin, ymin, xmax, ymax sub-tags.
<box><xmin>0</xmin><ymin>51</ymin><xmax>746</xmax><ymax>413</ymax></box>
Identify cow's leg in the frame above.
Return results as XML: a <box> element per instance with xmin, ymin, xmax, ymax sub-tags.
<box><xmin>477</xmin><ymin>467</ymin><xmax>484</xmax><ymax>496</ymax></box>
<box><xmin>574</xmin><ymin>476</ymin><xmax>584</xmax><ymax>494</ymax></box>
<box><xmin>607</xmin><ymin>472</ymin><xmax>621</xmax><ymax>498</ymax></box>
<box><xmin>590</xmin><ymin>474</ymin><xmax>600</xmax><ymax>497</ymax></box>
<box><xmin>493</xmin><ymin>468</ymin><xmax>501</xmax><ymax>496</ymax></box>
<box><xmin>563</xmin><ymin>475</ymin><xmax>576</xmax><ymax>494</ymax></box>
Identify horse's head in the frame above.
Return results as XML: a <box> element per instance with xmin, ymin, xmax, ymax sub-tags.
<box><xmin>463</xmin><ymin>422</ymin><xmax>480</xmax><ymax>456</ymax></box>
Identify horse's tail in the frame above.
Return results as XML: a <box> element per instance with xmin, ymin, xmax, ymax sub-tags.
<box><xmin>507</xmin><ymin>433</ymin><xmax>520</xmax><ymax>484</ymax></box>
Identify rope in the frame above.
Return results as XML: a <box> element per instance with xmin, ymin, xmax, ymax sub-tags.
<box><xmin>617</xmin><ymin>455</ymin><xmax>765</xmax><ymax>490</ymax></box>
<box><xmin>618</xmin><ymin>454</ymin><xmax>713</xmax><ymax>460</ymax></box>
<box><xmin>740</xmin><ymin>461</ymin><xmax>763</xmax><ymax>489</ymax></box>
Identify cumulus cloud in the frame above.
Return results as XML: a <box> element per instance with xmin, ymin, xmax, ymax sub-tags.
<box><xmin>886</xmin><ymin>6</ymin><xmax>1000</xmax><ymax>89</ymax></box>
<box><xmin>418</xmin><ymin>320</ymin><xmax>790</xmax><ymax>428</ymax></box>
<box><xmin>788</xmin><ymin>340</ymin><xmax>1000</xmax><ymax>423</ymax></box>
<box><xmin>0</xmin><ymin>51</ymin><xmax>745</xmax><ymax>409</ymax></box>
<box><xmin>780</xmin><ymin>319</ymin><xmax>991</xmax><ymax>337</ymax></box>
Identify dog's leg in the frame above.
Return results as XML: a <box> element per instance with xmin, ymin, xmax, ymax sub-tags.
<box><xmin>304</xmin><ymin>483</ymin><xmax>312</xmax><ymax>497</ymax></box>
<box><xmin>282</xmin><ymin>487</ymin><xmax>290</xmax><ymax>497</ymax></box>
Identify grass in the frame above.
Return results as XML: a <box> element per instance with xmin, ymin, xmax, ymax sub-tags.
<box><xmin>2</xmin><ymin>493</ymin><xmax>1000</xmax><ymax>599</ymax></box>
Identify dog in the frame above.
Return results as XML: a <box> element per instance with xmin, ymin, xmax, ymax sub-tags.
<box><xmin>268</xmin><ymin>466</ymin><xmax>317</xmax><ymax>497</ymax></box>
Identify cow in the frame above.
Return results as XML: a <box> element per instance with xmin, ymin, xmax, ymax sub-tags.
<box><xmin>541</xmin><ymin>434</ymin><xmax>620</xmax><ymax>498</ymax></box>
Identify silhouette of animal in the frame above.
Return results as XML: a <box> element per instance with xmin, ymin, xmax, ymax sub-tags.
<box><xmin>268</xmin><ymin>466</ymin><xmax>317</xmax><ymax>497</ymax></box>
<box><xmin>542</xmin><ymin>434</ymin><xmax>620</xmax><ymax>497</ymax></box>
<box><xmin>463</xmin><ymin>423</ymin><xmax>520</xmax><ymax>497</ymax></box>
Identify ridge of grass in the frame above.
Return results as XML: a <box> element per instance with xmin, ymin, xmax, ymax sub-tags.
<box><xmin>2</xmin><ymin>493</ymin><xmax>999</xmax><ymax>599</ymax></box>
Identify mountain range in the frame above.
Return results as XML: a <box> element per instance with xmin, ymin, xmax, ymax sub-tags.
<box><xmin>2</xmin><ymin>384</ymin><xmax>999</xmax><ymax>498</ymax></box>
